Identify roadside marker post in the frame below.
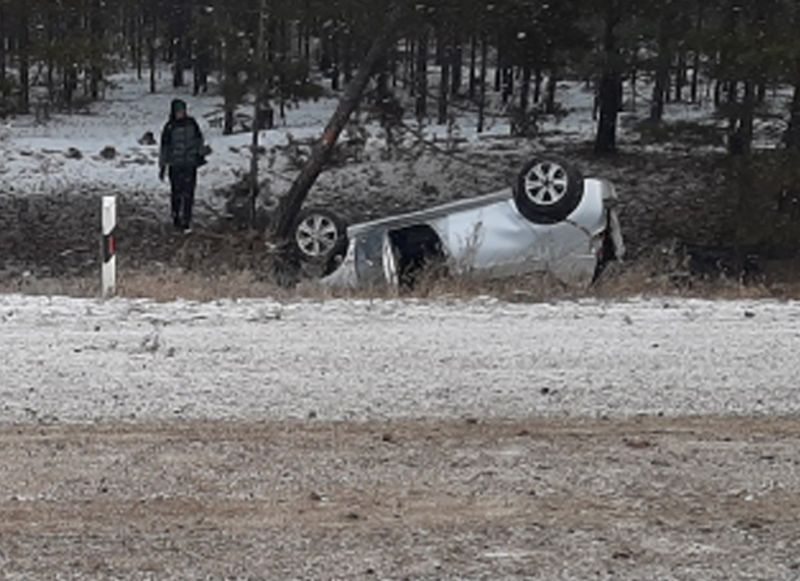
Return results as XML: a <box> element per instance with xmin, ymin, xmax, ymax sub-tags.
<box><xmin>101</xmin><ymin>196</ymin><xmax>117</xmax><ymax>298</ymax></box>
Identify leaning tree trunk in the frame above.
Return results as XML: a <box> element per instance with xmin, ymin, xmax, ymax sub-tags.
<box><xmin>272</xmin><ymin>7</ymin><xmax>408</xmax><ymax>245</ymax></box>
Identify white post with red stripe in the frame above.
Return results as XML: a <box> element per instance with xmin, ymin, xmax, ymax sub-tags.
<box><xmin>101</xmin><ymin>196</ymin><xmax>117</xmax><ymax>298</ymax></box>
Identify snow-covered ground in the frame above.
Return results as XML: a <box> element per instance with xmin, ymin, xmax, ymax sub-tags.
<box><xmin>0</xmin><ymin>72</ymin><xmax>339</xmax><ymax>204</ymax></box>
<box><xmin>0</xmin><ymin>71</ymin><xmax>529</xmax><ymax>224</ymax></box>
<box><xmin>1</xmin><ymin>68</ymin><xmax>786</xmax><ymax>208</ymax></box>
<box><xmin>1</xmin><ymin>294</ymin><xmax>797</xmax><ymax>424</ymax></box>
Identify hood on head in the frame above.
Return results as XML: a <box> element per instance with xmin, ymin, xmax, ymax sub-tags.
<box><xmin>170</xmin><ymin>99</ymin><xmax>188</xmax><ymax>119</ymax></box>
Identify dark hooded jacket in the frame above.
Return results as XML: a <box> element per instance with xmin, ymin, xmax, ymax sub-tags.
<box><xmin>160</xmin><ymin>100</ymin><xmax>204</xmax><ymax>168</ymax></box>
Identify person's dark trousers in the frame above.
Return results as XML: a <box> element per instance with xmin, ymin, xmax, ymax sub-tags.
<box><xmin>169</xmin><ymin>166</ymin><xmax>197</xmax><ymax>229</ymax></box>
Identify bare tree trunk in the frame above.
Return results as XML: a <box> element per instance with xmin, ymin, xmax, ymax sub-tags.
<box><xmin>501</xmin><ymin>66</ymin><xmax>513</xmax><ymax>104</ymax></box>
<box><xmin>594</xmin><ymin>5</ymin><xmax>622</xmax><ymax>155</ymax></box>
<box><xmin>415</xmin><ymin>26</ymin><xmax>428</xmax><ymax>122</ymax></box>
<box><xmin>478</xmin><ymin>34</ymin><xmax>487</xmax><ymax>133</ymax></box>
<box><xmin>171</xmin><ymin>0</ymin><xmax>190</xmax><ymax>88</ymax></box>
<box><xmin>786</xmin><ymin>0</ymin><xmax>800</xmax><ymax>149</ymax></box>
<box><xmin>18</xmin><ymin>0</ymin><xmax>29</xmax><ymax>114</ymax></box>
<box><xmin>46</xmin><ymin>9</ymin><xmax>55</xmax><ymax>103</ymax></box>
<box><xmin>437</xmin><ymin>29</ymin><xmax>450</xmax><ymax>125</ymax></box>
<box><xmin>136</xmin><ymin>3</ymin><xmax>144</xmax><ymax>80</ymax></box>
<box><xmin>785</xmin><ymin>75</ymin><xmax>800</xmax><ymax>150</ymax></box>
<box><xmin>520</xmin><ymin>63</ymin><xmax>531</xmax><ymax>113</ymax></box>
<box><xmin>331</xmin><ymin>31</ymin><xmax>340</xmax><ymax>91</ymax></box>
<box><xmin>675</xmin><ymin>49</ymin><xmax>686</xmax><ymax>102</ymax></box>
<box><xmin>173</xmin><ymin>39</ymin><xmax>185</xmax><ymax>88</ymax></box>
<box><xmin>691</xmin><ymin>4</ymin><xmax>703</xmax><ymax>104</ymax></box>
<box><xmin>494</xmin><ymin>32</ymin><xmax>503</xmax><ymax>92</ymax></box>
<box><xmin>89</xmin><ymin>0</ymin><xmax>103</xmax><ymax>100</ymax></box>
<box><xmin>390</xmin><ymin>44</ymin><xmax>398</xmax><ymax>89</ymax></box>
<box><xmin>742</xmin><ymin>81</ymin><xmax>755</xmax><ymax>151</ymax></box>
<box><xmin>691</xmin><ymin>51</ymin><xmax>700</xmax><ymax>104</ymax></box>
<box><xmin>303</xmin><ymin>0</ymin><xmax>311</xmax><ymax>63</ymax></box>
<box><xmin>272</xmin><ymin>7</ymin><xmax>408</xmax><ymax>244</ymax></box>
<box><xmin>650</xmin><ymin>22</ymin><xmax>670</xmax><ymax>123</ymax></box>
<box><xmin>757</xmin><ymin>81</ymin><xmax>767</xmax><ymax>104</ymax></box>
<box><xmin>450</xmin><ymin>33</ymin><xmax>462</xmax><ymax>97</ymax></box>
<box><xmin>250</xmin><ymin>0</ymin><xmax>267</xmax><ymax>228</ymax></box>
<box><xmin>468</xmin><ymin>34</ymin><xmax>477</xmax><ymax>101</ymax></box>
<box><xmin>149</xmin><ymin>9</ymin><xmax>157</xmax><ymax>93</ymax></box>
<box><xmin>343</xmin><ymin>34</ymin><xmax>353</xmax><ymax>83</ymax></box>
<box><xmin>729</xmin><ymin>80</ymin><xmax>754</xmax><ymax>156</ymax></box>
<box><xmin>0</xmin><ymin>3</ymin><xmax>5</xmax><ymax>91</ymax></box>
<box><xmin>545</xmin><ymin>68</ymin><xmax>558</xmax><ymax>114</ymax></box>
<box><xmin>406</xmin><ymin>38</ymin><xmax>415</xmax><ymax>96</ymax></box>
<box><xmin>652</xmin><ymin>70</ymin><xmax>667</xmax><ymax>122</ymax></box>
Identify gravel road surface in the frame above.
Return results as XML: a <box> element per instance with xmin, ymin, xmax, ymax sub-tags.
<box><xmin>1</xmin><ymin>417</ymin><xmax>799</xmax><ymax>580</ymax></box>
<box><xmin>1</xmin><ymin>295</ymin><xmax>798</xmax><ymax>423</ymax></box>
<box><xmin>2</xmin><ymin>295</ymin><xmax>799</xmax><ymax>580</ymax></box>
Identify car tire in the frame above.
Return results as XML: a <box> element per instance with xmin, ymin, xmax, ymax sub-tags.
<box><xmin>292</xmin><ymin>208</ymin><xmax>348</xmax><ymax>273</ymax></box>
<box><xmin>514</xmin><ymin>157</ymin><xmax>584</xmax><ymax>224</ymax></box>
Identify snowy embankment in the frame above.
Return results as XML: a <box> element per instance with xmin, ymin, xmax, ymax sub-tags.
<box><xmin>0</xmin><ymin>295</ymin><xmax>798</xmax><ymax>424</ymax></box>
<box><xmin>0</xmin><ymin>73</ymin><xmax>337</xmax><ymax>205</ymax></box>
<box><xmin>1</xmin><ymin>69</ymin><xmax>763</xmax><ymax>207</ymax></box>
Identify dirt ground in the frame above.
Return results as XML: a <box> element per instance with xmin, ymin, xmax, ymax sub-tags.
<box><xmin>1</xmin><ymin>416</ymin><xmax>798</xmax><ymax>580</ymax></box>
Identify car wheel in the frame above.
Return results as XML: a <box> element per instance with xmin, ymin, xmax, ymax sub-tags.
<box><xmin>292</xmin><ymin>208</ymin><xmax>347</xmax><ymax>271</ymax></box>
<box><xmin>514</xmin><ymin>157</ymin><xmax>584</xmax><ymax>224</ymax></box>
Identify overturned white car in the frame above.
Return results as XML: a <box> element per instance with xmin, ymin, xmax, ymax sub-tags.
<box><xmin>291</xmin><ymin>157</ymin><xmax>625</xmax><ymax>289</ymax></box>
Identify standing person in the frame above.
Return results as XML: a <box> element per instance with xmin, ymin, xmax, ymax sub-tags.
<box><xmin>159</xmin><ymin>99</ymin><xmax>205</xmax><ymax>233</ymax></box>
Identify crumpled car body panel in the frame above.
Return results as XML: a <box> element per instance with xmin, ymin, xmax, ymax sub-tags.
<box><xmin>322</xmin><ymin>178</ymin><xmax>624</xmax><ymax>289</ymax></box>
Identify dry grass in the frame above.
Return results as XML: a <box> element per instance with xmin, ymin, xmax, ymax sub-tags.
<box><xmin>1</xmin><ymin>257</ymin><xmax>798</xmax><ymax>303</ymax></box>
<box><xmin>0</xmin><ymin>269</ymin><xmax>289</xmax><ymax>302</ymax></box>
